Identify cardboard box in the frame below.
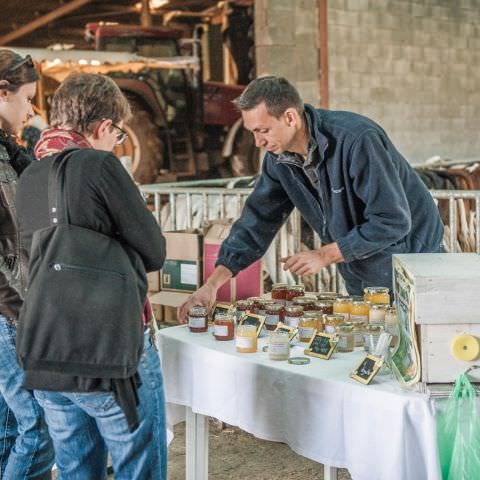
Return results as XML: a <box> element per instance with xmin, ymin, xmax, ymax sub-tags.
<box><xmin>160</xmin><ymin>231</ymin><xmax>203</xmax><ymax>293</ymax></box>
<box><xmin>203</xmin><ymin>221</ymin><xmax>263</xmax><ymax>302</ymax></box>
<box><xmin>147</xmin><ymin>271</ymin><xmax>160</xmax><ymax>292</ymax></box>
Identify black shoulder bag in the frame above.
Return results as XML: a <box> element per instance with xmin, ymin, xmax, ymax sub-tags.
<box><xmin>17</xmin><ymin>150</ymin><xmax>146</xmax><ymax>378</ymax></box>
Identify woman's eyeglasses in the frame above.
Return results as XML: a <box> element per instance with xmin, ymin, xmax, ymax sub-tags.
<box><xmin>2</xmin><ymin>55</ymin><xmax>34</xmax><ymax>77</ymax></box>
<box><xmin>111</xmin><ymin>123</ymin><xmax>129</xmax><ymax>145</ymax></box>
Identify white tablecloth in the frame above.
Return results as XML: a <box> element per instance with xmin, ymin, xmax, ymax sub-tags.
<box><xmin>157</xmin><ymin>326</ymin><xmax>442</xmax><ymax>480</ymax></box>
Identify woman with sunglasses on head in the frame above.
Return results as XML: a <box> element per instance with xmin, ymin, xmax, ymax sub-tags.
<box><xmin>0</xmin><ymin>49</ymin><xmax>54</xmax><ymax>479</ymax></box>
<box><xmin>16</xmin><ymin>72</ymin><xmax>167</xmax><ymax>479</ymax></box>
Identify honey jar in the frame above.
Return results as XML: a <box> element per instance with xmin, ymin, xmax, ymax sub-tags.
<box><xmin>268</xmin><ymin>331</ymin><xmax>290</xmax><ymax>361</ymax></box>
<box><xmin>271</xmin><ymin>283</ymin><xmax>288</xmax><ymax>305</ymax></box>
<box><xmin>264</xmin><ymin>303</ymin><xmax>284</xmax><ymax>331</ymax></box>
<box><xmin>213</xmin><ymin>313</ymin><xmax>235</xmax><ymax>341</ymax></box>
<box><xmin>284</xmin><ymin>305</ymin><xmax>304</xmax><ymax>328</ymax></box>
<box><xmin>314</xmin><ymin>300</ymin><xmax>334</xmax><ymax>316</ymax></box>
<box><xmin>333</xmin><ymin>297</ymin><xmax>352</xmax><ymax>322</ymax></box>
<box><xmin>336</xmin><ymin>323</ymin><xmax>355</xmax><ymax>352</ymax></box>
<box><xmin>363</xmin><ymin>287</ymin><xmax>390</xmax><ymax>305</ymax></box>
<box><xmin>363</xmin><ymin>324</ymin><xmax>383</xmax><ymax>353</ymax></box>
<box><xmin>350</xmin><ymin>300</ymin><xmax>369</xmax><ymax>323</ymax></box>
<box><xmin>285</xmin><ymin>285</ymin><xmax>305</xmax><ymax>305</ymax></box>
<box><xmin>292</xmin><ymin>296</ymin><xmax>317</xmax><ymax>311</ymax></box>
<box><xmin>352</xmin><ymin>321</ymin><xmax>366</xmax><ymax>347</ymax></box>
<box><xmin>236</xmin><ymin>324</ymin><xmax>258</xmax><ymax>353</ymax></box>
<box><xmin>369</xmin><ymin>304</ymin><xmax>387</xmax><ymax>326</ymax></box>
<box><xmin>316</xmin><ymin>291</ymin><xmax>341</xmax><ymax>301</ymax></box>
<box><xmin>188</xmin><ymin>306</ymin><xmax>208</xmax><ymax>333</ymax></box>
<box><xmin>235</xmin><ymin>299</ymin><xmax>252</xmax><ymax>322</ymax></box>
<box><xmin>324</xmin><ymin>314</ymin><xmax>345</xmax><ymax>334</ymax></box>
<box><xmin>298</xmin><ymin>313</ymin><xmax>318</xmax><ymax>342</ymax></box>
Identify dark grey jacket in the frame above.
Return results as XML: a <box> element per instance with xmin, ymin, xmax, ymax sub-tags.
<box><xmin>216</xmin><ymin>104</ymin><xmax>444</xmax><ymax>295</ymax></box>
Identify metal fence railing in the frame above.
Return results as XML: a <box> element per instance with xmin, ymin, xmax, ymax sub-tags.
<box><xmin>140</xmin><ymin>181</ymin><xmax>480</xmax><ymax>291</ymax></box>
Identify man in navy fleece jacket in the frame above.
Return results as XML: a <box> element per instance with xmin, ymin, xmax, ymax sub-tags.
<box><xmin>178</xmin><ymin>76</ymin><xmax>443</xmax><ymax>320</ymax></box>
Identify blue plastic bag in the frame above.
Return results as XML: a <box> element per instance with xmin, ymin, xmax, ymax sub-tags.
<box><xmin>437</xmin><ymin>373</ymin><xmax>480</xmax><ymax>480</ymax></box>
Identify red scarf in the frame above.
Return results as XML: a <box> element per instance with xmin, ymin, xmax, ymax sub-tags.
<box><xmin>34</xmin><ymin>128</ymin><xmax>92</xmax><ymax>160</ymax></box>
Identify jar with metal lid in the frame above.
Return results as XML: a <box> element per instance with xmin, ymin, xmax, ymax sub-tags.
<box><xmin>363</xmin><ymin>287</ymin><xmax>390</xmax><ymax>305</ymax></box>
<box><xmin>214</xmin><ymin>313</ymin><xmax>235</xmax><ymax>341</ymax></box>
<box><xmin>284</xmin><ymin>305</ymin><xmax>304</xmax><ymax>328</ymax></box>
<box><xmin>352</xmin><ymin>321</ymin><xmax>366</xmax><ymax>347</ymax></box>
<box><xmin>236</xmin><ymin>324</ymin><xmax>258</xmax><ymax>353</ymax></box>
<box><xmin>369</xmin><ymin>304</ymin><xmax>387</xmax><ymax>325</ymax></box>
<box><xmin>268</xmin><ymin>331</ymin><xmax>290</xmax><ymax>361</ymax></box>
<box><xmin>188</xmin><ymin>306</ymin><xmax>208</xmax><ymax>333</ymax></box>
<box><xmin>363</xmin><ymin>324</ymin><xmax>384</xmax><ymax>353</ymax></box>
<box><xmin>304</xmin><ymin>310</ymin><xmax>324</xmax><ymax>334</ymax></box>
<box><xmin>350</xmin><ymin>300</ymin><xmax>370</xmax><ymax>323</ymax></box>
<box><xmin>235</xmin><ymin>299</ymin><xmax>252</xmax><ymax>322</ymax></box>
<box><xmin>336</xmin><ymin>323</ymin><xmax>354</xmax><ymax>352</ymax></box>
<box><xmin>293</xmin><ymin>296</ymin><xmax>317</xmax><ymax>311</ymax></box>
<box><xmin>258</xmin><ymin>299</ymin><xmax>276</xmax><ymax>317</ymax></box>
<box><xmin>264</xmin><ymin>303</ymin><xmax>284</xmax><ymax>331</ymax></box>
<box><xmin>333</xmin><ymin>297</ymin><xmax>352</xmax><ymax>322</ymax></box>
<box><xmin>247</xmin><ymin>297</ymin><xmax>263</xmax><ymax>314</ymax></box>
<box><xmin>324</xmin><ymin>314</ymin><xmax>345</xmax><ymax>334</ymax></box>
<box><xmin>298</xmin><ymin>313</ymin><xmax>317</xmax><ymax>342</ymax></box>
<box><xmin>384</xmin><ymin>306</ymin><xmax>399</xmax><ymax>348</ymax></box>
<box><xmin>271</xmin><ymin>283</ymin><xmax>288</xmax><ymax>305</ymax></box>
<box><xmin>285</xmin><ymin>285</ymin><xmax>305</xmax><ymax>304</ymax></box>
<box><xmin>314</xmin><ymin>300</ymin><xmax>334</xmax><ymax>316</ymax></box>
<box><xmin>317</xmin><ymin>291</ymin><xmax>341</xmax><ymax>301</ymax></box>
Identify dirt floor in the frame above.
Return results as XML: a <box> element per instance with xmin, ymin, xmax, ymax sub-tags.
<box><xmin>167</xmin><ymin>421</ymin><xmax>352</xmax><ymax>480</ymax></box>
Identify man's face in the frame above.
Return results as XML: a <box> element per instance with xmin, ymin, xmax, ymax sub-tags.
<box><xmin>0</xmin><ymin>82</ymin><xmax>36</xmax><ymax>134</ymax></box>
<box><xmin>242</xmin><ymin>102</ymin><xmax>297</xmax><ymax>155</ymax></box>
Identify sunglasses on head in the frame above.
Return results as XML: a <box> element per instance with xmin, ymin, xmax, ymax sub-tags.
<box><xmin>2</xmin><ymin>54</ymin><xmax>35</xmax><ymax>77</ymax></box>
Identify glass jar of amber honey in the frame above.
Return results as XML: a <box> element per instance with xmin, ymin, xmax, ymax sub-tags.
<box><xmin>236</xmin><ymin>325</ymin><xmax>257</xmax><ymax>353</ymax></box>
<box><xmin>363</xmin><ymin>287</ymin><xmax>390</xmax><ymax>305</ymax></box>
<box><xmin>188</xmin><ymin>306</ymin><xmax>208</xmax><ymax>333</ymax></box>
<box><xmin>324</xmin><ymin>314</ymin><xmax>345</xmax><ymax>334</ymax></box>
<box><xmin>284</xmin><ymin>305</ymin><xmax>304</xmax><ymax>328</ymax></box>
<box><xmin>214</xmin><ymin>313</ymin><xmax>235</xmax><ymax>341</ymax></box>
<box><xmin>333</xmin><ymin>297</ymin><xmax>352</xmax><ymax>322</ymax></box>
<box><xmin>298</xmin><ymin>313</ymin><xmax>318</xmax><ymax>342</ymax></box>
<box><xmin>264</xmin><ymin>303</ymin><xmax>284</xmax><ymax>331</ymax></box>
<box><xmin>350</xmin><ymin>300</ymin><xmax>369</xmax><ymax>323</ymax></box>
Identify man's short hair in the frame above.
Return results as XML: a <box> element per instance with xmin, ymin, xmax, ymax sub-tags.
<box><xmin>233</xmin><ymin>76</ymin><xmax>304</xmax><ymax>118</ymax></box>
<box><xmin>50</xmin><ymin>73</ymin><xmax>131</xmax><ymax>134</ymax></box>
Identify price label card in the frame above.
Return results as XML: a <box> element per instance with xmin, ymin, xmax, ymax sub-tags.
<box><xmin>351</xmin><ymin>354</ymin><xmax>384</xmax><ymax>385</ymax></box>
<box><xmin>304</xmin><ymin>332</ymin><xmax>337</xmax><ymax>360</ymax></box>
<box><xmin>238</xmin><ymin>313</ymin><xmax>265</xmax><ymax>337</ymax></box>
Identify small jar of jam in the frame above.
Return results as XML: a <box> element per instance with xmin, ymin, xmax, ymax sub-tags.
<box><xmin>364</xmin><ymin>287</ymin><xmax>390</xmax><ymax>305</ymax></box>
<box><xmin>284</xmin><ymin>305</ymin><xmax>304</xmax><ymax>328</ymax></box>
<box><xmin>336</xmin><ymin>323</ymin><xmax>355</xmax><ymax>352</ymax></box>
<box><xmin>369</xmin><ymin>304</ymin><xmax>387</xmax><ymax>326</ymax></box>
<box><xmin>271</xmin><ymin>283</ymin><xmax>288</xmax><ymax>305</ymax></box>
<box><xmin>264</xmin><ymin>303</ymin><xmax>284</xmax><ymax>331</ymax></box>
<box><xmin>298</xmin><ymin>313</ymin><xmax>318</xmax><ymax>342</ymax></box>
<box><xmin>236</xmin><ymin>324</ymin><xmax>258</xmax><ymax>353</ymax></box>
<box><xmin>304</xmin><ymin>311</ymin><xmax>324</xmax><ymax>333</ymax></box>
<box><xmin>235</xmin><ymin>299</ymin><xmax>252</xmax><ymax>322</ymax></box>
<box><xmin>333</xmin><ymin>296</ymin><xmax>352</xmax><ymax>322</ymax></box>
<box><xmin>285</xmin><ymin>285</ymin><xmax>305</xmax><ymax>305</ymax></box>
<box><xmin>317</xmin><ymin>291</ymin><xmax>341</xmax><ymax>301</ymax></box>
<box><xmin>324</xmin><ymin>314</ymin><xmax>345</xmax><ymax>334</ymax></box>
<box><xmin>258</xmin><ymin>299</ymin><xmax>276</xmax><ymax>317</ymax></box>
<box><xmin>314</xmin><ymin>300</ymin><xmax>334</xmax><ymax>316</ymax></box>
<box><xmin>293</xmin><ymin>296</ymin><xmax>317</xmax><ymax>311</ymax></box>
<box><xmin>350</xmin><ymin>300</ymin><xmax>370</xmax><ymax>323</ymax></box>
<box><xmin>247</xmin><ymin>297</ymin><xmax>263</xmax><ymax>314</ymax></box>
<box><xmin>188</xmin><ymin>306</ymin><xmax>208</xmax><ymax>333</ymax></box>
<box><xmin>213</xmin><ymin>313</ymin><xmax>235</xmax><ymax>341</ymax></box>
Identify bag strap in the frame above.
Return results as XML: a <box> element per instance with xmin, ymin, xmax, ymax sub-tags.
<box><xmin>47</xmin><ymin>149</ymin><xmax>79</xmax><ymax>226</ymax></box>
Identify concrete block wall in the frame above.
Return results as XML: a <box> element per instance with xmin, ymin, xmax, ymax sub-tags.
<box><xmin>328</xmin><ymin>0</ymin><xmax>480</xmax><ymax>163</ymax></box>
<box><xmin>255</xmin><ymin>0</ymin><xmax>480</xmax><ymax>164</ymax></box>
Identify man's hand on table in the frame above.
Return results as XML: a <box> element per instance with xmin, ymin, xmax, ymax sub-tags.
<box><xmin>281</xmin><ymin>242</ymin><xmax>344</xmax><ymax>276</ymax></box>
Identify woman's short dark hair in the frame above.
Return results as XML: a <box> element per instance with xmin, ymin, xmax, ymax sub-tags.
<box><xmin>233</xmin><ymin>76</ymin><xmax>304</xmax><ymax>118</ymax></box>
<box><xmin>50</xmin><ymin>73</ymin><xmax>132</xmax><ymax>134</ymax></box>
<box><xmin>0</xmin><ymin>49</ymin><xmax>39</xmax><ymax>92</ymax></box>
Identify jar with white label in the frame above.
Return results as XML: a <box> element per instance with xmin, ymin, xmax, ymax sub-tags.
<box><xmin>369</xmin><ymin>304</ymin><xmax>387</xmax><ymax>326</ymax></box>
<box><xmin>350</xmin><ymin>300</ymin><xmax>369</xmax><ymax>323</ymax></box>
<box><xmin>236</xmin><ymin>325</ymin><xmax>257</xmax><ymax>353</ymax></box>
<box><xmin>298</xmin><ymin>314</ymin><xmax>317</xmax><ymax>342</ymax></box>
<box><xmin>284</xmin><ymin>305</ymin><xmax>304</xmax><ymax>328</ymax></box>
<box><xmin>188</xmin><ymin>306</ymin><xmax>208</xmax><ymax>333</ymax></box>
<box><xmin>214</xmin><ymin>313</ymin><xmax>235</xmax><ymax>341</ymax></box>
<box><xmin>268</xmin><ymin>331</ymin><xmax>290</xmax><ymax>361</ymax></box>
<box><xmin>333</xmin><ymin>297</ymin><xmax>352</xmax><ymax>322</ymax></box>
<box><xmin>324</xmin><ymin>314</ymin><xmax>345</xmax><ymax>334</ymax></box>
<box><xmin>336</xmin><ymin>323</ymin><xmax>354</xmax><ymax>352</ymax></box>
<box><xmin>265</xmin><ymin>303</ymin><xmax>284</xmax><ymax>331</ymax></box>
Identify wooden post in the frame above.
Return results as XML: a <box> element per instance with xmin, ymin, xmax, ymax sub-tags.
<box><xmin>318</xmin><ymin>0</ymin><xmax>329</xmax><ymax>109</ymax></box>
<box><xmin>141</xmin><ymin>0</ymin><xmax>153</xmax><ymax>27</ymax></box>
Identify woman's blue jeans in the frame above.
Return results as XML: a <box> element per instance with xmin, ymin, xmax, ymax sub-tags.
<box><xmin>0</xmin><ymin>314</ymin><xmax>54</xmax><ymax>479</ymax></box>
<box><xmin>35</xmin><ymin>329</ymin><xmax>167</xmax><ymax>480</ymax></box>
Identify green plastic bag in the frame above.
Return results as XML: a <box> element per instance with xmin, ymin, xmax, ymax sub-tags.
<box><xmin>437</xmin><ymin>373</ymin><xmax>480</xmax><ymax>480</ymax></box>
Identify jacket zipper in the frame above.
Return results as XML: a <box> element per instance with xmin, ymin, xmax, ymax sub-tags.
<box><xmin>50</xmin><ymin>263</ymin><xmax>125</xmax><ymax>279</ymax></box>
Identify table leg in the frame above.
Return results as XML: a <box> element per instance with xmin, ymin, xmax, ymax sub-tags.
<box><xmin>324</xmin><ymin>464</ymin><xmax>338</xmax><ymax>480</ymax></box>
<box><xmin>186</xmin><ymin>407</ymin><xmax>209</xmax><ymax>480</ymax></box>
